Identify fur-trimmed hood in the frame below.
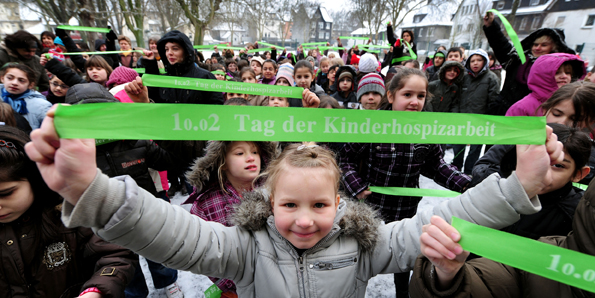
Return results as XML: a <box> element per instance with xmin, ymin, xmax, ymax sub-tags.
<box><xmin>231</xmin><ymin>190</ymin><xmax>382</xmax><ymax>252</ymax></box>
<box><xmin>185</xmin><ymin>141</ymin><xmax>279</xmax><ymax>193</ymax></box>
<box><xmin>438</xmin><ymin>60</ymin><xmax>465</xmax><ymax>84</ymax></box>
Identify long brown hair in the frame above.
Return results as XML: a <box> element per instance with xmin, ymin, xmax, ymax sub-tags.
<box><xmin>540</xmin><ymin>81</ymin><xmax>595</xmax><ymax>132</ymax></box>
<box><xmin>84</xmin><ymin>55</ymin><xmax>114</xmax><ymax>82</ymax></box>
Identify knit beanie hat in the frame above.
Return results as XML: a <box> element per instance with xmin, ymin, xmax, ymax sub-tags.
<box><xmin>350</xmin><ymin>54</ymin><xmax>360</xmax><ymax>65</ymax></box>
<box><xmin>358</xmin><ymin>53</ymin><xmax>378</xmax><ymax>73</ymax></box>
<box><xmin>251</xmin><ymin>56</ymin><xmax>265</xmax><ymax>66</ymax></box>
<box><xmin>357</xmin><ymin>73</ymin><xmax>385</xmax><ymax>101</ymax></box>
<box><xmin>106</xmin><ymin>66</ymin><xmax>139</xmax><ymax>89</ymax></box>
<box><xmin>54</xmin><ymin>36</ymin><xmax>64</xmax><ymax>47</ymax></box>
<box><xmin>306</xmin><ymin>56</ymin><xmax>316</xmax><ymax>64</ymax></box>
<box><xmin>275</xmin><ymin>63</ymin><xmax>295</xmax><ymax>86</ymax></box>
<box><xmin>338</xmin><ymin>70</ymin><xmax>353</xmax><ymax>82</ymax></box>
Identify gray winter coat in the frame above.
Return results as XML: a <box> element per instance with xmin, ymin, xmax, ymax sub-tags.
<box><xmin>426</xmin><ymin>61</ymin><xmax>465</xmax><ymax>113</ymax></box>
<box><xmin>0</xmin><ymin>83</ymin><xmax>51</xmax><ymax>129</ymax></box>
<box><xmin>61</xmin><ymin>170</ymin><xmax>541</xmax><ymax>298</ymax></box>
<box><xmin>452</xmin><ymin>50</ymin><xmax>500</xmax><ymax>114</ymax></box>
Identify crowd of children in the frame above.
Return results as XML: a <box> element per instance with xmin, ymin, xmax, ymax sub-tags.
<box><xmin>2</xmin><ymin>9</ymin><xmax>595</xmax><ymax>297</ymax></box>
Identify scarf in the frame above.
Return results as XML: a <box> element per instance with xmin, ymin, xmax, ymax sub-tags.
<box><xmin>1</xmin><ymin>87</ymin><xmax>30</xmax><ymax>114</ymax></box>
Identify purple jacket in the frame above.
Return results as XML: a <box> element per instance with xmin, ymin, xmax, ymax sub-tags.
<box><xmin>505</xmin><ymin>53</ymin><xmax>586</xmax><ymax>117</ymax></box>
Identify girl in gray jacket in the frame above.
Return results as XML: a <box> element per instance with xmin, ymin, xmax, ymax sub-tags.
<box><xmin>26</xmin><ymin>112</ymin><xmax>563</xmax><ymax>298</ymax></box>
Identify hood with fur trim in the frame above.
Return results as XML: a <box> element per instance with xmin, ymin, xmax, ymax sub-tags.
<box><xmin>185</xmin><ymin>141</ymin><xmax>279</xmax><ymax>194</ymax></box>
<box><xmin>521</xmin><ymin>27</ymin><xmax>575</xmax><ymax>55</ymax></box>
<box><xmin>333</xmin><ymin>65</ymin><xmax>357</xmax><ymax>92</ymax></box>
<box><xmin>438</xmin><ymin>60</ymin><xmax>465</xmax><ymax>84</ymax></box>
<box><xmin>231</xmin><ymin>190</ymin><xmax>382</xmax><ymax>252</ymax></box>
<box><xmin>465</xmin><ymin>49</ymin><xmax>490</xmax><ymax>77</ymax></box>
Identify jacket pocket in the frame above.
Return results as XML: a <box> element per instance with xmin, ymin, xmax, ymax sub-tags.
<box><xmin>311</xmin><ymin>257</ymin><xmax>357</xmax><ymax>270</ymax></box>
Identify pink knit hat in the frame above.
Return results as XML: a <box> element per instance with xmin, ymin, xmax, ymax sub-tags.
<box><xmin>106</xmin><ymin>66</ymin><xmax>139</xmax><ymax>89</ymax></box>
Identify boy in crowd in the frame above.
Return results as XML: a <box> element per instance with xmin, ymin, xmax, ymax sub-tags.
<box><xmin>357</xmin><ymin>73</ymin><xmax>385</xmax><ymax>110</ymax></box>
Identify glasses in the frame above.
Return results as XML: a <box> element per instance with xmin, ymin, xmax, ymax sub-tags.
<box><xmin>51</xmin><ymin>82</ymin><xmax>69</xmax><ymax>89</ymax></box>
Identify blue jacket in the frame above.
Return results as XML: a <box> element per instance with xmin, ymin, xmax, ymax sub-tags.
<box><xmin>0</xmin><ymin>84</ymin><xmax>51</xmax><ymax>129</ymax></box>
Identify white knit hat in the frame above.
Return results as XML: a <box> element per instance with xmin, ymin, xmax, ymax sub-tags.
<box><xmin>358</xmin><ymin>53</ymin><xmax>378</xmax><ymax>73</ymax></box>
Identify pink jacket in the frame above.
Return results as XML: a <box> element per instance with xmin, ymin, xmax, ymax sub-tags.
<box><xmin>506</xmin><ymin>53</ymin><xmax>586</xmax><ymax>117</ymax></box>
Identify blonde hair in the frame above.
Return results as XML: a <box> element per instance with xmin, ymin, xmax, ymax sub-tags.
<box><xmin>331</xmin><ymin>58</ymin><xmax>345</xmax><ymax>66</ymax></box>
<box><xmin>320</xmin><ymin>57</ymin><xmax>330</xmax><ymax>66</ymax></box>
<box><xmin>534</xmin><ymin>35</ymin><xmax>557</xmax><ymax>52</ymax></box>
<box><xmin>260</xmin><ymin>143</ymin><xmax>341</xmax><ymax>196</ymax></box>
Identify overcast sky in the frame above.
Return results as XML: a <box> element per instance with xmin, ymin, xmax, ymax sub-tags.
<box><xmin>318</xmin><ymin>0</ymin><xmax>351</xmax><ymax>13</ymax></box>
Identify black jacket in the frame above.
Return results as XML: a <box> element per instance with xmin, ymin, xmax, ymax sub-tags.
<box><xmin>145</xmin><ymin>30</ymin><xmax>224</xmax><ymax>105</ymax></box>
<box><xmin>386</xmin><ymin>25</ymin><xmax>417</xmax><ymax>68</ymax></box>
<box><xmin>483</xmin><ymin>21</ymin><xmax>575</xmax><ymax>115</ymax></box>
<box><xmin>331</xmin><ymin>65</ymin><xmax>358</xmax><ymax>108</ymax></box>
<box><xmin>45</xmin><ymin>59</ymin><xmax>86</xmax><ymax>91</ymax></box>
<box><xmin>96</xmin><ymin>140</ymin><xmax>183</xmax><ymax>195</ymax></box>
<box><xmin>425</xmin><ymin>61</ymin><xmax>465</xmax><ymax>113</ymax></box>
<box><xmin>54</xmin><ymin>29</ymin><xmax>87</xmax><ymax>73</ymax></box>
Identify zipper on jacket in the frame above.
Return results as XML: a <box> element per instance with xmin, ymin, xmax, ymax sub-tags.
<box><xmin>298</xmin><ymin>255</ymin><xmax>306</xmax><ymax>298</ymax></box>
<box><xmin>105</xmin><ymin>151</ymin><xmax>119</xmax><ymax>175</ymax></box>
<box><xmin>311</xmin><ymin>257</ymin><xmax>358</xmax><ymax>270</ymax></box>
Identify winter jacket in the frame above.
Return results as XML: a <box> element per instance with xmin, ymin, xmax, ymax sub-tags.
<box><xmin>490</xmin><ymin>63</ymin><xmax>503</xmax><ymax>88</ymax></box>
<box><xmin>484</xmin><ymin>21</ymin><xmax>575</xmax><ymax>115</ymax></box>
<box><xmin>96</xmin><ymin>140</ymin><xmax>183</xmax><ymax>196</ymax></box>
<box><xmin>0</xmin><ymin>204</ymin><xmax>136</xmax><ymax>298</ymax></box>
<box><xmin>410</xmin><ymin>177</ymin><xmax>595</xmax><ymax>298</ymax></box>
<box><xmin>0</xmin><ymin>45</ymin><xmax>50</xmax><ymax>92</ymax></box>
<box><xmin>45</xmin><ymin>58</ymin><xmax>87</xmax><ymax>90</ymax></box>
<box><xmin>0</xmin><ymin>84</ymin><xmax>51</xmax><ymax>130</ymax></box>
<box><xmin>505</xmin><ymin>53</ymin><xmax>586</xmax><ymax>117</ymax></box>
<box><xmin>96</xmin><ymin>38</ymin><xmax>120</xmax><ymax>70</ymax></box>
<box><xmin>425</xmin><ymin>50</ymin><xmax>447</xmax><ymax>82</ymax></box>
<box><xmin>426</xmin><ymin>61</ymin><xmax>465</xmax><ymax>113</ymax></box>
<box><xmin>144</xmin><ymin>30</ymin><xmax>224</xmax><ymax>105</ymax></box>
<box><xmin>386</xmin><ymin>25</ymin><xmax>417</xmax><ymax>67</ymax></box>
<box><xmin>54</xmin><ymin>29</ymin><xmax>87</xmax><ymax>72</ymax></box>
<box><xmin>61</xmin><ymin>167</ymin><xmax>542</xmax><ymax>298</ymax></box>
<box><xmin>452</xmin><ymin>50</ymin><xmax>500</xmax><ymax>114</ymax></box>
<box><xmin>331</xmin><ymin>65</ymin><xmax>359</xmax><ymax>108</ymax></box>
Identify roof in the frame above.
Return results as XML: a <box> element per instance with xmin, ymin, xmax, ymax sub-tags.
<box><xmin>320</xmin><ymin>7</ymin><xmax>333</xmax><ymax>23</ymax></box>
<box><xmin>399</xmin><ymin>1</ymin><xmax>459</xmax><ymax>28</ymax></box>
<box><xmin>351</xmin><ymin>27</ymin><xmax>387</xmax><ymax>35</ymax></box>
<box><xmin>496</xmin><ymin>0</ymin><xmax>556</xmax><ymax>15</ymax></box>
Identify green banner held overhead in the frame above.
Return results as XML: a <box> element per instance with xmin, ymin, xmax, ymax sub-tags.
<box><xmin>258</xmin><ymin>41</ymin><xmax>278</xmax><ymax>48</ymax></box>
<box><xmin>488</xmin><ymin>9</ymin><xmax>526</xmax><ymax>64</ymax></box>
<box><xmin>141</xmin><ymin>74</ymin><xmax>303</xmax><ymax>98</ymax></box>
<box><xmin>301</xmin><ymin>42</ymin><xmax>328</xmax><ymax>46</ymax></box>
<box><xmin>452</xmin><ymin>217</ymin><xmax>595</xmax><ymax>293</ymax></box>
<box><xmin>63</xmin><ymin>50</ymin><xmax>144</xmax><ymax>56</ymax></box>
<box><xmin>194</xmin><ymin>45</ymin><xmax>215</xmax><ymax>49</ymax></box>
<box><xmin>56</xmin><ymin>25</ymin><xmax>110</xmax><ymax>33</ymax></box>
<box><xmin>369</xmin><ymin>187</ymin><xmax>461</xmax><ymax>198</ymax></box>
<box><xmin>339</xmin><ymin>36</ymin><xmax>370</xmax><ymax>40</ymax></box>
<box><xmin>53</xmin><ymin>102</ymin><xmax>545</xmax><ymax>144</ymax></box>
<box><xmin>303</xmin><ymin>46</ymin><xmax>345</xmax><ymax>51</ymax></box>
<box><xmin>361</xmin><ymin>44</ymin><xmax>391</xmax><ymax>49</ymax></box>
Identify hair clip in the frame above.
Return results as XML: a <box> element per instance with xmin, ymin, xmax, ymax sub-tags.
<box><xmin>297</xmin><ymin>144</ymin><xmax>319</xmax><ymax>151</ymax></box>
<box><xmin>0</xmin><ymin>140</ymin><xmax>16</xmax><ymax>149</ymax></box>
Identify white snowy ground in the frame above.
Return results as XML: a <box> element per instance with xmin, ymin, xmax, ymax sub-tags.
<box><xmin>144</xmin><ymin>147</ymin><xmax>471</xmax><ymax>298</ymax></box>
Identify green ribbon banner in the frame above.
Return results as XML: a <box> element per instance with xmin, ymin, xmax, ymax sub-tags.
<box><xmin>247</xmin><ymin>47</ymin><xmax>273</xmax><ymax>53</ymax></box>
<box><xmin>194</xmin><ymin>45</ymin><xmax>215</xmax><ymax>49</ymax></box>
<box><xmin>56</xmin><ymin>25</ymin><xmax>110</xmax><ymax>33</ymax></box>
<box><xmin>574</xmin><ymin>183</ymin><xmax>588</xmax><ymax>191</ymax></box>
<box><xmin>301</xmin><ymin>42</ymin><xmax>328</xmax><ymax>46</ymax></box>
<box><xmin>361</xmin><ymin>44</ymin><xmax>391</xmax><ymax>49</ymax></box>
<box><xmin>303</xmin><ymin>46</ymin><xmax>345</xmax><ymax>51</ymax></box>
<box><xmin>452</xmin><ymin>217</ymin><xmax>595</xmax><ymax>293</ymax></box>
<box><xmin>391</xmin><ymin>40</ymin><xmax>418</xmax><ymax>64</ymax></box>
<box><xmin>258</xmin><ymin>41</ymin><xmax>278</xmax><ymax>48</ymax></box>
<box><xmin>63</xmin><ymin>50</ymin><xmax>144</xmax><ymax>56</ymax></box>
<box><xmin>369</xmin><ymin>186</ymin><xmax>460</xmax><ymax>198</ymax></box>
<box><xmin>211</xmin><ymin>70</ymin><xmax>226</xmax><ymax>75</ymax></box>
<box><xmin>53</xmin><ymin>103</ymin><xmax>545</xmax><ymax>144</ymax></box>
<box><xmin>340</xmin><ymin>36</ymin><xmax>369</xmax><ymax>40</ymax></box>
<box><xmin>219</xmin><ymin>46</ymin><xmax>246</xmax><ymax>51</ymax></box>
<box><xmin>141</xmin><ymin>74</ymin><xmax>303</xmax><ymax>98</ymax></box>
<box><xmin>134</xmin><ymin>68</ymin><xmax>145</xmax><ymax>74</ymax></box>
<box><xmin>488</xmin><ymin>9</ymin><xmax>526</xmax><ymax>64</ymax></box>
<box><xmin>204</xmin><ymin>284</ymin><xmax>222</xmax><ymax>298</ymax></box>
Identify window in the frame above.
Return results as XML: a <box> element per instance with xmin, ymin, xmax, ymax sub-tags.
<box><xmin>519</xmin><ymin>17</ymin><xmax>528</xmax><ymax>30</ymax></box>
<box><xmin>531</xmin><ymin>16</ymin><xmax>541</xmax><ymax>29</ymax></box>
<box><xmin>497</xmin><ymin>1</ymin><xmax>505</xmax><ymax>9</ymax></box>
<box><xmin>319</xmin><ymin>31</ymin><xmax>324</xmax><ymax>39</ymax></box>
<box><xmin>467</xmin><ymin>24</ymin><xmax>473</xmax><ymax>32</ymax></box>
<box><xmin>457</xmin><ymin>24</ymin><xmax>462</xmax><ymax>32</ymax></box>
<box><xmin>428</xmin><ymin>27</ymin><xmax>434</xmax><ymax>37</ymax></box>
<box><xmin>326</xmin><ymin>23</ymin><xmax>330</xmax><ymax>29</ymax></box>
<box><xmin>319</xmin><ymin>22</ymin><xmax>324</xmax><ymax>29</ymax></box>
<box><xmin>530</xmin><ymin>0</ymin><xmax>539</xmax><ymax>5</ymax></box>
<box><xmin>419</xmin><ymin>28</ymin><xmax>423</xmax><ymax>37</ymax></box>
<box><xmin>586</xmin><ymin>15</ymin><xmax>595</xmax><ymax>27</ymax></box>
<box><xmin>555</xmin><ymin>16</ymin><xmax>565</xmax><ymax>27</ymax></box>
<box><xmin>325</xmin><ymin>32</ymin><xmax>330</xmax><ymax>39</ymax></box>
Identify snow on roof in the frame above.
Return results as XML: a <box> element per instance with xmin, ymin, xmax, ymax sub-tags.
<box><xmin>320</xmin><ymin>7</ymin><xmax>333</xmax><ymax>23</ymax></box>
<box><xmin>399</xmin><ymin>1</ymin><xmax>459</xmax><ymax>28</ymax></box>
<box><xmin>351</xmin><ymin>27</ymin><xmax>387</xmax><ymax>35</ymax></box>
<box><xmin>496</xmin><ymin>0</ymin><xmax>555</xmax><ymax>15</ymax></box>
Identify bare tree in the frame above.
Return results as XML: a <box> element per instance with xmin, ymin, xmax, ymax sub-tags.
<box><xmin>216</xmin><ymin>0</ymin><xmax>246</xmax><ymax>45</ymax></box>
<box><xmin>149</xmin><ymin>0</ymin><xmax>186</xmax><ymax>32</ymax></box>
<box><xmin>508</xmin><ymin>0</ymin><xmax>520</xmax><ymax>24</ymax></box>
<box><xmin>174</xmin><ymin>0</ymin><xmax>224</xmax><ymax>44</ymax></box>
<box><xmin>351</xmin><ymin>0</ymin><xmax>387</xmax><ymax>42</ymax></box>
<box><xmin>291</xmin><ymin>0</ymin><xmax>319</xmax><ymax>43</ymax></box>
<box><xmin>118</xmin><ymin>0</ymin><xmax>146</xmax><ymax>45</ymax></box>
<box><xmin>243</xmin><ymin>0</ymin><xmax>276</xmax><ymax>41</ymax></box>
<box><xmin>274</xmin><ymin>0</ymin><xmax>296</xmax><ymax>47</ymax></box>
<box><xmin>386</xmin><ymin>0</ymin><xmax>426</xmax><ymax>29</ymax></box>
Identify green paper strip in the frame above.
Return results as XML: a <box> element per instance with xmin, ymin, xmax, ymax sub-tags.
<box><xmin>63</xmin><ymin>50</ymin><xmax>144</xmax><ymax>56</ymax></box>
<box><xmin>574</xmin><ymin>183</ymin><xmax>588</xmax><ymax>190</ymax></box>
<box><xmin>141</xmin><ymin>74</ymin><xmax>303</xmax><ymax>98</ymax></box>
<box><xmin>56</xmin><ymin>25</ymin><xmax>110</xmax><ymax>33</ymax></box>
<box><xmin>247</xmin><ymin>47</ymin><xmax>273</xmax><ymax>54</ymax></box>
<box><xmin>369</xmin><ymin>186</ymin><xmax>460</xmax><ymax>197</ymax></box>
<box><xmin>258</xmin><ymin>42</ymin><xmax>278</xmax><ymax>48</ymax></box>
<box><xmin>488</xmin><ymin>9</ymin><xmax>526</xmax><ymax>64</ymax></box>
<box><xmin>194</xmin><ymin>45</ymin><xmax>215</xmax><ymax>49</ymax></box>
<box><xmin>211</xmin><ymin>70</ymin><xmax>226</xmax><ymax>75</ymax></box>
<box><xmin>452</xmin><ymin>217</ymin><xmax>595</xmax><ymax>293</ymax></box>
<box><xmin>301</xmin><ymin>42</ymin><xmax>327</xmax><ymax>46</ymax></box>
<box><xmin>303</xmin><ymin>46</ymin><xmax>345</xmax><ymax>51</ymax></box>
<box><xmin>53</xmin><ymin>103</ymin><xmax>546</xmax><ymax>144</ymax></box>
<box><xmin>219</xmin><ymin>46</ymin><xmax>246</xmax><ymax>51</ymax></box>
<box><xmin>204</xmin><ymin>284</ymin><xmax>222</xmax><ymax>298</ymax></box>
<box><xmin>95</xmin><ymin>139</ymin><xmax>118</xmax><ymax>146</ymax></box>
<box><xmin>361</xmin><ymin>44</ymin><xmax>391</xmax><ymax>49</ymax></box>
<box><xmin>134</xmin><ymin>68</ymin><xmax>145</xmax><ymax>74</ymax></box>
<box><xmin>391</xmin><ymin>40</ymin><xmax>417</xmax><ymax>64</ymax></box>
<box><xmin>340</xmin><ymin>36</ymin><xmax>369</xmax><ymax>40</ymax></box>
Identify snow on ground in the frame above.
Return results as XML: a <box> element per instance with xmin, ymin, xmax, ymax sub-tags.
<box><xmin>146</xmin><ymin>147</ymin><xmax>469</xmax><ymax>297</ymax></box>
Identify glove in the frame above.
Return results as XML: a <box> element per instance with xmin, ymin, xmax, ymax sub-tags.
<box><xmin>55</xmin><ymin>28</ymin><xmax>67</xmax><ymax>38</ymax></box>
<box><xmin>106</xmin><ymin>29</ymin><xmax>117</xmax><ymax>42</ymax></box>
<box><xmin>394</xmin><ymin>39</ymin><xmax>401</xmax><ymax>48</ymax></box>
